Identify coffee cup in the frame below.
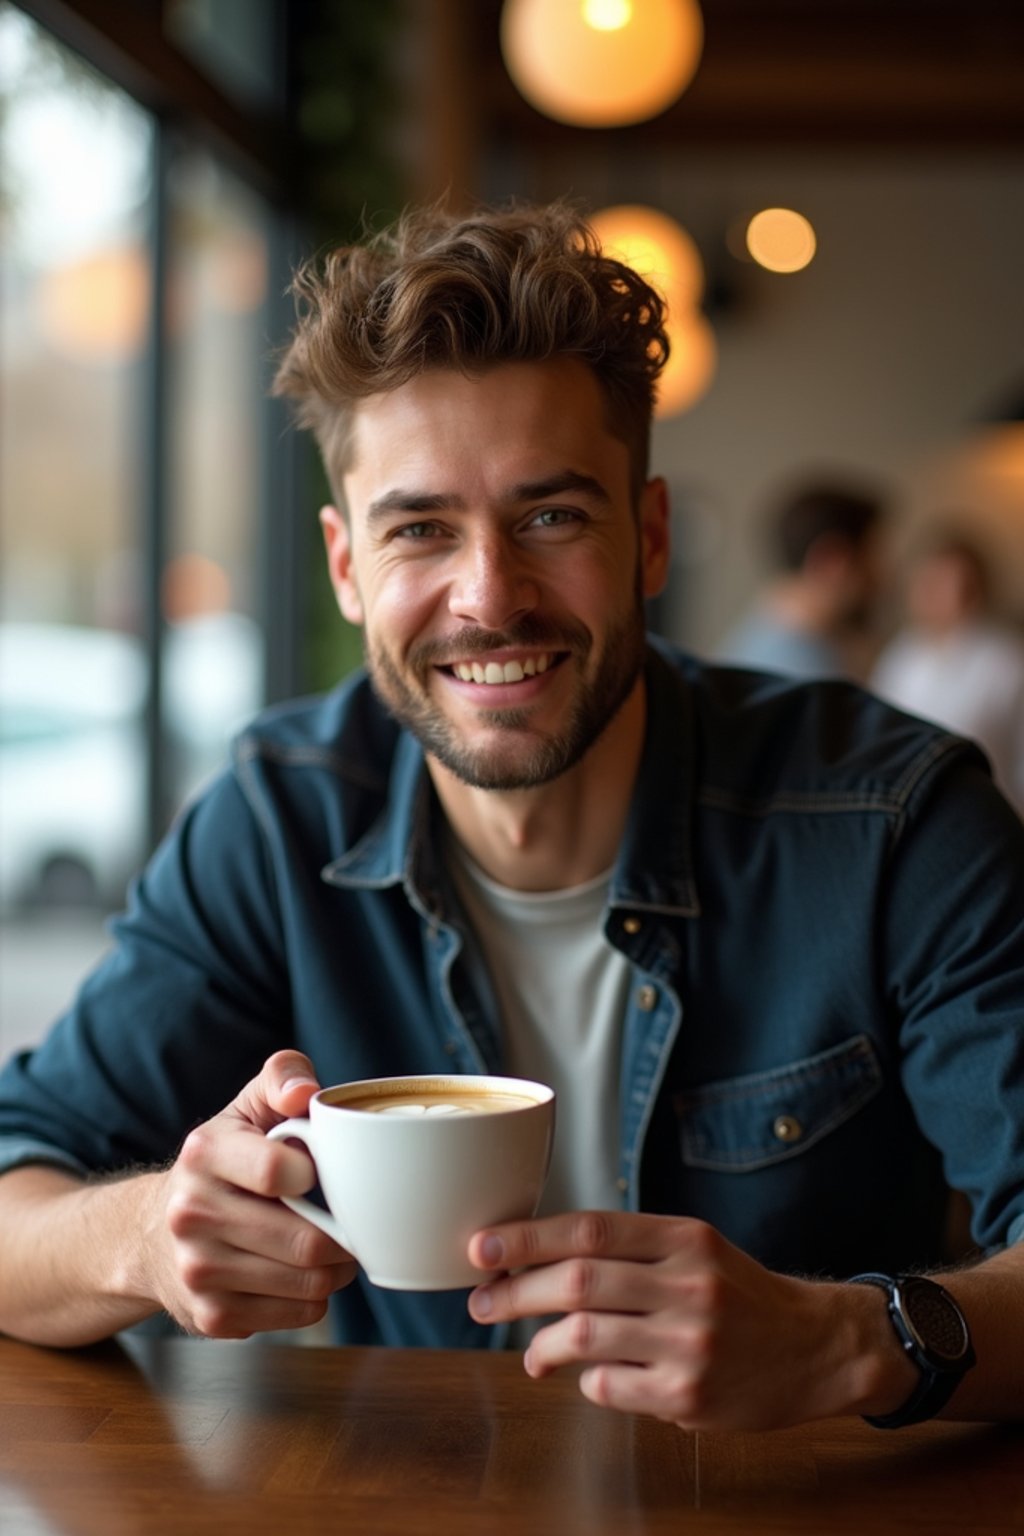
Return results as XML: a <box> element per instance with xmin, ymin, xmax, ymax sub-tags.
<box><xmin>266</xmin><ymin>1073</ymin><xmax>555</xmax><ymax>1291</ymax></box>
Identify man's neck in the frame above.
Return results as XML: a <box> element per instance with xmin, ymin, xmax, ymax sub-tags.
<box><xmin>428</xmin><ymin>681</ymin><xmax>647</xmax><ymax>893</ymax></box>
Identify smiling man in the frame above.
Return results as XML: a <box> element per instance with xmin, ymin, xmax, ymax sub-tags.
<box><xmin>1</xmin><ymin>202</ymin><xmax>1023</xmax><ymax>1434</ymax></box>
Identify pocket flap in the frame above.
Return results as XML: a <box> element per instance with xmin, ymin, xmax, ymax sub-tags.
<box><xmin>675</xmin><ymin>1034</ymin><xmax>883</xmax><ymax>1172</ymax></box>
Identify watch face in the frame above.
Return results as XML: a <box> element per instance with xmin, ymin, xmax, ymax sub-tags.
<box><xmin>902</xmin><ymin>1278</ymin><xmax>970</xmax><ymax>1364</ymax></box>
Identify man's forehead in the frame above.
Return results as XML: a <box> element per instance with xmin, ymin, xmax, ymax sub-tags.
<box><xmin>343</xmin><ymin>359</ymin><xmax>628</xmax><ymax>487</ymax></box>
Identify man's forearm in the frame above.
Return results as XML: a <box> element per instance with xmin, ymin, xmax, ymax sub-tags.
<box><xmin>0</xmin><ymin>1165</ymin><xmax>166</xmax><ymax>1347</ymax></box>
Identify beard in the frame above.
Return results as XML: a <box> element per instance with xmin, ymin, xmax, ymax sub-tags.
<box><xmin>364</xmin><ymin>602</ymin><xmax>647</xmax><ymax>791</ymax></box>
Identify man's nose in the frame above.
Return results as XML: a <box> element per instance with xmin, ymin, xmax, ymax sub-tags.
<box><xmin>447</xmin><ymin>534</ymin><xmax>539</xmax><ymax>630</ymax></box>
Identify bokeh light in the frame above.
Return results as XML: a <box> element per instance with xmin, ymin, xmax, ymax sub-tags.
<box><xmin>590</xmin><ymin>203</ymin><xmax>715</xmax><ymax>417</ymax></box>
<box><xmin>745</xmin><ymin>208</ymin><xmax>817</xmax><ymax>274</ymax></box>
<box><xmin>500</xmin><ymin>0</ymin><xmax>704</xmax><ymax>128</ymax></box>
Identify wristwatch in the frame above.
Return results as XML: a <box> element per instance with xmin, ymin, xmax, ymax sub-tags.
<box><xmin>849</xmin><ymin>1272</ymin><xmax>976</xmax><ymax>1428</ymax></box>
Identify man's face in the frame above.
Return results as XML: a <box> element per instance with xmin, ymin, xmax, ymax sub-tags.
<box><xmin>324</xmin><ymin>359</ymin><xmax>668</xmax><ymax>791</ymax></box>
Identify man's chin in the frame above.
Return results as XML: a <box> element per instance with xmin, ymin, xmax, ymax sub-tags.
<box><xmin>425</xmin><ymin>730</ymin><xmax>577</xmax><ymax>792</ymax></box>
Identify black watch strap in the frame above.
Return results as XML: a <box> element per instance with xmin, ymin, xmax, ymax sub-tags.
<box><xmin>849</xmin><ymin>1272</ymin><xmax>976</xmax><ymax>1429</ymax></box>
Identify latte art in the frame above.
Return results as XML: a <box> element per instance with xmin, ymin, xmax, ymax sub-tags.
<box><xmin>344</xmin><ymin>1088</ymin><xmax>536</xmax><ymax>1116</ymax></box>
<box><xmin>374</xmin><ymin>1101</ymin><xmax>487</xmax><ymax>1116</ymax></box>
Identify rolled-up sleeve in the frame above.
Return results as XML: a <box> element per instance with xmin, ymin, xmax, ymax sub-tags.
<box><xmin>884</xmin><ymin>754</ymin><xmax>1024</xmax><ymax>1251</ymax></box>
<box><xmin>0</xmin><ymin>767</ymin><xmax>290</xmax><ymax>1178</ymax></box>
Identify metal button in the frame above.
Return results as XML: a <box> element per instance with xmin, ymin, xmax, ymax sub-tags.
<box><xmin>637</xmin><ymin>983</ymin><xmax>658</xmax><ymax>1012</ymax></box>
<box><xmin>616</xmin><ymin>1177</ymin><xmax>629</xmax><ymax>1193</ymax></box>
<box><xmin>623</xmin><ymin>916</ymin><xmax>642</xmax><ymax>935</ymax></box>
<box><xmin>773</xmin><ymin>1114</ymin><xmax>803</xmax><ymax>1143</ymax></box>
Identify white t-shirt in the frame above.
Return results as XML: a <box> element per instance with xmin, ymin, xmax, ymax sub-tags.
<box><xmin>446</xmin><ymin>840</ymin><xmax>631</xmax><ymax>1221</ymax></box>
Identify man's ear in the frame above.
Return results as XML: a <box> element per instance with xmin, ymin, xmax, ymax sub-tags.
<box><xmin>319</xmin><ymin>505</ymin><xmax>364</xmax><ymax>625</ymax></box>
<box><xmin>639</xmin><ymin>477</ymin><xmax>671</xmax><ymax>600</ymax></box>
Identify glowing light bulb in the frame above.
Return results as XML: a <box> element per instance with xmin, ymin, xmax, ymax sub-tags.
<box><xmin>500</xmin><ymin>0</ymin><xmax>703</xmax><ymax>128</ymax></box>
<box><xmin>746</xmin><ymin>208</ymin><xmax>817</xmax><ymax>274</ymax></box>
<box><xmin>582</xmin><ymin>0</ymin><xmax>633</xmax><ymax>30</ymax></box>
<box><xmin>590</xmin><ymin>204</ymin><xmax>714</xmax><ymax>417</ymax></box>
<box><xmin>589</xmin><ymin>204</ymin><xmax>704</xmax><ymax>310</ymax></box>
<box><xmin>656</xmin><ymin>310</ymin><xmax>717</xmax><ymax>418</ymax></box>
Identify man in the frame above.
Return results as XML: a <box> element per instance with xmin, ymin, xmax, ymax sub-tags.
<box><xmin>1</xmin><ymin>202</ymin><xmax>1023</xmax><ymax>1433</ymax></box>
<box><xmin>872</xmin><ymin>530</ymin><xmax>1024</xmax><ymax>817</ymax></box>
<box><xmin>716</xmin><ymin>481</ymin><xmax>885</xmax><ymax>680</ymax></box>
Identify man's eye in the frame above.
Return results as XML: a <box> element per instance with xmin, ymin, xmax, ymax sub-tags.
<box><xmin>530</xmin><ymin>507</ymin><xmax>579</xmax><ymax>529</ymax></box>
<box><xmin>395</xmin><ymin>521</ymin><xmax>443</xmax><ymax>539</ymax></box>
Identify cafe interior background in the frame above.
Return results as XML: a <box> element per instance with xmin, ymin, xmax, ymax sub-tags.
<box><xmin>1</xmin><ymin>0</ymin><xmax>1023</xmax><ymax>1059</ymax></box>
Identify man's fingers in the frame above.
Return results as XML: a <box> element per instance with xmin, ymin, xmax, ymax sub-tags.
<box><xmin>176</xmin><ymin>1115</ymin><xmax>317</xmax><ymax>1200</ymax></box>
<box><xmin>169</xmin><ymin>1180</ymin><xmax>352</xmax><ymax>1267</ymax></box>
<box><xmin>578</xmin><ymin>1362</ymin><xmax>688</xmax><ymax>1423</ymax></box>
<box><xmin>179</xmin><ymin>1050</ymin><xmax>322</xmax><ymax>1198</ymax></box>
<box><xmin>175</xmin><ymin>1235</ymin><xmax>357</xmax><ymax>1304</ymax></box>
<box><xmin>232</xmin><ymin>1050</ymin><xmax>321</xmax><ymax>1129</ymax></box>
<box><xmin>184</xmin><ymin>1290</ymin><xmax>334</xmax><ymax>1342</ymax></box>
<box><xmin>469</xmin><ymin>1254</ymin><xmax>664</xmax><ymax>1326</ymax></box>
<box><xmin>469</xmin><ymin>1210</ymin><xmax>708</xmax><ymax>1274</ymax></box>
<box><xmin>521</xmin><ymin>1309</ymin><xmax>655</xmax><ymax>1377</ymax></box>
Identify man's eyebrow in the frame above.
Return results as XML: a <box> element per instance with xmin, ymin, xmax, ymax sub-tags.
<box><xmin>508</xmin><ymin>471</ymin><xmax>612</xmax><ymax>506</ymax></box>
<box><xmin>365</xmin><ymin>490</ymin><xmax>465</xmax><ymax>525</ymax></box>
<box><xmin>364</xmin><ymin>470</ymin><xmax>612</xmax><ymax>526</ymax></box>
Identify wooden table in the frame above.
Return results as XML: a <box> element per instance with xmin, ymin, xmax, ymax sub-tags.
<box><xmin>1</xmin><ymin>1334</ymin><xmax>1021</xmax><ymax>1535</ymax></box>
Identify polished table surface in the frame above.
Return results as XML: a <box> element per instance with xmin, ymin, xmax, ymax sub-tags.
<box><xmin>1</xmin><ymin>1334</ymin><xmax>1022</xmax><ymax>1536</ymax></box>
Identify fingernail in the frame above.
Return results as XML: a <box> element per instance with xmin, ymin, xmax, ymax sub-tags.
<box><xmin>282</xmin><ymin>1076</ymin><xmax>316</xmax><ymax>1094</ymax></box>
<box><xmin>472</xmin><ymin>1287</ymin><xmax>493</xmax><ymax>1318</ymax></box>
<box><xmin>479</xmin><ymin>1234</ymin><xmax>504</xmax><ymax>1265</ymax></box>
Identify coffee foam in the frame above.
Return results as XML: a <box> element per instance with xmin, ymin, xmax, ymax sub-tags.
<box><xmin>356</xmin><ymin>1092</ymin><xmax>531</xmax><ymax>1116</ymax></box>
<box><xmin>325</xmin><ymin>1080</ymin><xmax>540</xmax><ymax>1117</ymax></box>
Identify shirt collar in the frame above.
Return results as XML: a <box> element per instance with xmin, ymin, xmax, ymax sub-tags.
<box><xmin>609</xmin><ymin>638</ymin><xmax>701</xmax><ymax>918</ymax></box>
<box><xmin>321</xmin><ymin>729</ymin><xmax>434</xmax><ymax>897</ymax></box>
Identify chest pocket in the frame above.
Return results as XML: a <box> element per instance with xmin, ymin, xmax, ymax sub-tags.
<box><xmin>675</xmin><ymin>1034</ymin><xmax>883</xmax><ymax>1172</ymax></box>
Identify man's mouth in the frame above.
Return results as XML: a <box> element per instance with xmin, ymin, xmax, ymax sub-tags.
<box><xmin>446</xmin><ymin>652</ymin><xmax>560</xmax><ymax>685</ymax></box>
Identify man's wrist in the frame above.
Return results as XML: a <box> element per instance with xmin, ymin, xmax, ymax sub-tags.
<box><xmin>774</xmin><ymin>1277</ymin><xmax>919</xmax><ymax>1423</ymax></box>
<box><xmin>842</xmin><ymin>1277</ymin><xmax>922</xmax><ymax>1418</ymax></box>
<box><xmin>98</xmin><ymin>1169</ymin><xmax>171</xmax><ymax>1316</ymax></box>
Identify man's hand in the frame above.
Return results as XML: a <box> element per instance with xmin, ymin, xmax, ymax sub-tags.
<box><xmin>467</xmin><ymin>1211</ymin><xmax>916</xmax><ymax>1431</ymax></box>
<box><xmin>140</xmin><ymin>1050</ymin><xmax>358</xmax><ymax>1339</ymax></box>
<box><xmin>0</xmin><ymin>1051</ymin><xmax>358</xmax><ymax>1347</ymax></box>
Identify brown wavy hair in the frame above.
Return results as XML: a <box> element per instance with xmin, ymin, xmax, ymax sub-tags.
<box><xmin>271</xmin><ymin>200</ymin><xmax>670</xmax><ymax>501</ymax></box>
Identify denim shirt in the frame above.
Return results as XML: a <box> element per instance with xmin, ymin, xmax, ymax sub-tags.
<box><xmin>2</xmin><ymin>638</ymin><xmax>1023</xmax><ymax>1349</ymax></box>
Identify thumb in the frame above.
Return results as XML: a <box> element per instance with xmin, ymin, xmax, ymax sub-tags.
<box><xmin>234</xmin><ymin>1050</ymin><xmax>321</xmax><ymax>1128</ymax></box>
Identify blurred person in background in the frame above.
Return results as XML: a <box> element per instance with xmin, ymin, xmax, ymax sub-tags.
<box><xmin>717</xmin><ymin>481</ymin><xmax>886</xmax><ymax>681</ymax></box>
<box><xmin>872</xmin><ymin>529</ymin><xmax>1024</xmax><ymax>817</ymax></box>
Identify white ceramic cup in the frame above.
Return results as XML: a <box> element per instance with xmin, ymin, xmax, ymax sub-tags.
<box><xmin>266</xmin><ymin>1073</ymin><xmax>555</xmax><ymax>1291</ymax></box>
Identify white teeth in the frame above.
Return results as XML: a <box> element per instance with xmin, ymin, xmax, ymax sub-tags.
<box><xmin>453</xmin><ymin>654</ymin><xmax>553</xmax><ymax>685</ymax></box>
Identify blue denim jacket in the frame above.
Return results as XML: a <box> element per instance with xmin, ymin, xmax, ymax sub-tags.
<box><xmin>2</xmin><ymin>639</ymin><xmax>1023</xmax><ymax>1348</ymax></box>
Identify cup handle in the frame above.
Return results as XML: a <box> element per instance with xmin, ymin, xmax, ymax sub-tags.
<box><xmin>266</xmin><ymin>1118</ymin><xmax>354</xmax><ymax>1253</ymax></box>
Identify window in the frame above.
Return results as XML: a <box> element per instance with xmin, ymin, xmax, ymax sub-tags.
<box><xmin>0</xmin><ymin>1</ymin><xmax>291</xmax><ymax>1053</ymax></box>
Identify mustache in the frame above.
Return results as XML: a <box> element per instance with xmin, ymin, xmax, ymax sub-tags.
<box><xmin>412</xmin><ymin>618</ymin><xmax>591</xmax><ymax>667</ymax></box>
